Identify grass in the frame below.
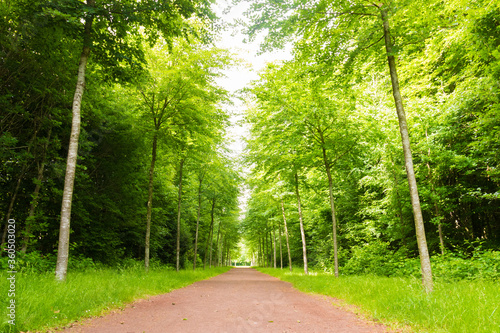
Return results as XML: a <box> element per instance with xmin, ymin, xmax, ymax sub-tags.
<box><xmin>256</xmin><ymin>267</ymin><xmax>500</xmax><ymax>333</ymax></box>
<box><xmin>0</xmin><ymin>266</ymin><xmax>230</xmax><ymax>332</ymax></box>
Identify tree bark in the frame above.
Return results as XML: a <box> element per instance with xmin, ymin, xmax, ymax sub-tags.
<box><xmin>204</xmin><ymin>198</ymin><xmax>215</xmax><ymax>269</ymax></box>
<box><xmin>281</xmin><ymin>200</ymin><xmax>292</xmax><ymax>272</ymax></box>
<box><xmin>55</xmin><ymin>5</ymin><xmax>93</xmax><ymax>281</ymax></box>
<box><xmin>381</xmin><ymin>7</ymin><xmax>433</xmax><ymax>292</ymax></box>
<box><xmin>176</xmin><ymin>157</ymin><xmax>185</xmax><ymax>272</ymax></box>
<box><xmin>203</xmin><ymin>199</ymin><xmax>215</xmax><ymax>269</ymax></box>
<box><xmin>278</xmin><ymin>219</ymin><xmax>283</xmax><ymax>269</ymax></box>
<box><xmin>425</xmin><ymin>129</ymin><xmax>445</xmax><ymax>255</ymax></box>
<box><xmin>273</xmin><ymin>224</ymin><xmax>277</xmax><ymax>268</ymax></box>
<box><xmin>193</xmin><ymin>174</ymin><xmax>204</xmax><ymax>270</ymax></box>
<box><xmin>321</xmin><ymin>145</ymin><xmax>339</xmax><ymax>277</ymax></box>
<box><xmin>22</xmin><ymin>126</ymin><xmax>52</xmax><ymax>253</ymax></box>
<box><xmin>1</xmin><ymin>169</ymin><xmax>24</xmax><ymax>250</ymax></box>
<box><xmin>294</xmin><ymin>173</ymin><xmax>308</xmax><ymax>275</ymax></box>
<box><xmin>258</xmin><ymin>236</ymin><xmax>262</xmax><ymax>266</ymax></box>
<box><xmin>144</xmin><ymin>131</ymin><xmax>158</xmax><ymax>273</ymax></box>
<box><xmin>215</xmin><ymin>220</ymin><xmax>222</xmax><ymax>266</ymax></box>
<box><xmin>264</xmin><ymin>231</ymin><xmax>268</xmax><ymax>267</ymax></box>
<box><xmin>2</xmin><ymin>119</ymin><xmax>42</xmax><ymax>251</ymax></box>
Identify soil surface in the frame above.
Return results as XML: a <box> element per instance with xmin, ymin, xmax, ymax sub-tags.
<box><xmin>61</xmin><ymin>268</ymin><xmax>388</xmax><ymax>333</ymax></box>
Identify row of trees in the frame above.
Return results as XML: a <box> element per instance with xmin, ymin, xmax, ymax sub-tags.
<box><xmin>0</xmin><ymin>0</ymin><xmax>241</xmax><ymax>279</ymax></box>
<box><xmin>241</xmin><ymin>0</ymin><xmax>500</xmax><ymax>292</ymax></box>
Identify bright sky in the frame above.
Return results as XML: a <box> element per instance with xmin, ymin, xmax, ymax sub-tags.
<box><xmin>212</xmin><ymin>1</ymin><xmax>292</xmax><ymax>216</ymax></box>
<box><xmin>212</xmin><ymin>0</ymin><xmax>292</xmax><ymax>157</ymax></box>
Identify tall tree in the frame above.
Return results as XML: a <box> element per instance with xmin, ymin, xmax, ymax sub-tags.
<box><xmin>54</xmin><ymin>0</ymin><xmax>215</xmax><ymax>280</ymax></box>
<box><xmin>243</xmin><ymin>0</ymin><xmax>436</xmax><ymax>292</ymax></box>
<box><xmin>136</xmin><ymin>40</ymin><xmax>231</xmax><ymax>271</ymax></box>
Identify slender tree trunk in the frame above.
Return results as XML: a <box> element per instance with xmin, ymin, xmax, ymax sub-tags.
<box><xmin>264</xmin><ymin>232</ymin><xmax>267</xmax><ymax>267</ymax></box>
<box><xmin>175</xmin><ymin>158</ymin><xmax>185</xmax><ymax>272</ymax></box>
<box><xmin>21</xmin><ymin>170</ymin><xmax>42</xmax><ymax>253</ymax></box>
<box><xmin>2</xmin><ymin>121</ymin><xmax>41</xmax><ymax>250</ymax></box>
<box><xmin>268</xmin><ymin>231</ymin><xmax>272</xmax><ymax>267</ymax></box>
<box><xmin>278</xmin><ymin>219</ymin><xmax>283</xmax><ymax>269</ymax></box>
<box><xmin>22</xmin><ymin>127</ymin><xmax>52</xmax><ymax>253</ymax></box>
<box><xmin>321</xmin><ymin>146</ymin><xmax>339</xmax><ymax>277</ymax></box>
<box><xmin>1</xmin><ymin>170</ymin><xmax>24</xmax><ymax>250</ymax></box>
<box><xmin>193</xmin><ymin>175</ymin><xmax>204</xmax><ymax>270</ymax></box>
<box><xmin>258</xmin><ymin>236</ymin><xmax>262</xmax><ymax>266</ymax></box>
<box><xmin>390</xmin><ymin>159</ymin><xmax>406</xmax><ymax>233</ymax></box>
<box><xmin>222</xmin><ymin>237</ymin><xmax>228</xmax><ymax>266</ymax></box>
<box><xmin>215</xmin><ymin>220</ymin><xmax>222</xmax><ymax>266</ymax></box>
<box><xmin>273</xmin><ymin>224</ymin><xmax>277</xmax><ymax>268</ymax></box>
<box><xmin>144</xmin><ymin>131</ymin><xmax>158</xmax><ymax>273</ymax></box>
<box><xmin>294</xmin><ymin>173</ymin><xmax>308</xmax><ymax>275</ymax></box>
<box><xmin>209</xmin><ymin>199</ymin><xmax>216</xmax><ymax>268</ymax></box>
<box><xmin>381</xmin><ymin>7</ymin><xmax>433</xmax><ymax>292</ymax></box>
<box><xmin>281</xmin><ymin>200</ymin><xmax>292</xmax><ymax>272</ymax></box>
<box><xmin>204</xmin><ymin>198</ymin><xmax>215</xmax><ymax>269</ymax></box>
<box><xmin>55</xmin><ymin>6</ymin><xmax>93</xmax><ymax>281</ymax></box>
<box><xmin>425</xmin><ymin>130</ymin><xmax>445</xmax><ymax>255</ymax></box>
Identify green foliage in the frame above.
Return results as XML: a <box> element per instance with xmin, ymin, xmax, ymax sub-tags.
<box><xmin>242</xmin><ymin>0</ymin><xmax>500</xmax><ymax>282</ymax></box>
<box><xmin>341</xmin><ymin>241</ymin><xmax>404</xmax><ymax>276</ymax></box>
<box><xmin>397</xmin><ymin>251</ymin><xmax>500</xmax><ymax>282</ymax></box>
<box><xmin>0</xmin><ymin>251</ymin><xmax>98</xmax><ymax>274</ymax></box>
<box><xmin>338</xmin><ymin>246</ymin><xmax>500</xmax><ymax>282</ymax></box>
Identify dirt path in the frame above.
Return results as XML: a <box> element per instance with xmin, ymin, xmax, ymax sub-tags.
<box><xmin>62</xmin><ymin>268</ymin><xmax>388</xmax><ymax>333</ymax></box>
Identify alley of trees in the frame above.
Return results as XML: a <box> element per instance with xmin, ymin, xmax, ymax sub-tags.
<box><xmin>1</xmin><ymin>0</ymin><xmax>499</xmax><ymax>288</ymax></box>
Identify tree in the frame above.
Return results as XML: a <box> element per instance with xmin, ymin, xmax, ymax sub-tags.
<box><xmin>53</xmin><ymin>0</ymin><xmax>215</xmax><ymax>281</ymax></box>
<box><xmin>136</xmin><ymin>39</ymin><xmax>231</xmax><ymax>271</ymax></box>
<box><xmin>243</xmin><ymin>0</ymin><xmax>436</xmax><ymax>292</ymax></box>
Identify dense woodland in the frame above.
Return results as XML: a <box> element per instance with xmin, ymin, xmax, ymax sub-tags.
<box><xmin>1</xmin><ymin>0</ymin><xmax>499</xmax><ymax>286</ymax></box>
<box><xmin>0</xmin><ymin>0</ymin><xmax>241</xmax><ymax>276</ymax></box>
<box><xmin>240</xmin><ymin>0</ymin><xmax>500</xmax><ymax>288</ymax></box>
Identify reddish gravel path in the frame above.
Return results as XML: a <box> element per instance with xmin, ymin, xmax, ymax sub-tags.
<box><xmin>62</xmin><ymin>268</ymin><xmax>388</xmax><ymax>333</ymax></box>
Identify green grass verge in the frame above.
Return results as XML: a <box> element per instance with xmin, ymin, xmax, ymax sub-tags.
<box><xmin>1</xmin><ymin>266</ymin><xmax>231</xmax><ymax>332</ymax></box>
<box><xmin>256</xmin><ymin>267</ymin><xmax>500</xmax><ymax>333</ymax></box>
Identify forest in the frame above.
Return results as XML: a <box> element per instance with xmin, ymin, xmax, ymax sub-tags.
<box><xmin>0</xmin><ymin>0</ymin><xmax>241</xmax><ymax>279</ymax></box>
<box><xmin>240</xmin><ymin>0</ymin><xmax>500</xmax><ymax>293</ymax></box>
<box><xmin>1</xmin><ymin>0</ymin><xmax>499</xmax><ymax>291</ymax></box>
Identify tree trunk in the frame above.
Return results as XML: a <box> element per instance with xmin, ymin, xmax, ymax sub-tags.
<box><xmin>321</xmin><ymin>146</ymin><xmax>339</xmax><ymax>277</ymax></box>
<box><xmin>264</xmin><ymin>231</ymin><xmax>267</xmax><ymax>267</ymax></box>
<box><xmin>193</xmin><ymin>175</ymin><xmax>204</xmax><ymax>270</ymax></box>
<box><xmin>209</xmin><ymin>199</ymin><xmax>216</xmax><ymax>268</ymax></box>
<box><xmin>176</xmin><ymin>157</ymin><xmax>185</xmax><ymax>272</ymax></box>
<box><xmin>258</xmin><ymin>236</ymin><xmax>262</xmax><ymax>266</ymax></box>
<box><xmin>55</xmin><ymin>6</ymin><xmax>93</xmax><ymax>281</ymax></box>
<box><xmin>425</xmin><ymin>129</ymin><xmax>445</xmax><ymax>255</ymax></box>
<box><xmin>204</xmin><ymin>198</ymin><xmax>215</xmax><ymax>269</ymax></box>
<box><xmin>1</xmin><ymin>170</ymin><xmax>24</xmax><ymax>250</ymax></box>
<box><xmin>2</xmin><ymin>120</ymin><xmax>41</xmax><ymax>251</ymax></box>
<box><xmin>281</xmin><ymin>200</ymin><xmax>292</xmax><ymax>272</ymax></box>
<box><xmin>144</xmin><ymin>131</ymin><xmax>158</xmax><ymax>273</ymax></box>
<box><xmin>294</xmin><ymin>173</ymin><xmax>308</xmax><ymax>275</ymax></box>
<box><xmin>278</xmin><ymin>219</ymin><xmax>283</xmax><ymax>269</ymax></box>
<box><xmin>273</xmin><ymin>224</ymin><xmax>277</xmax><ymax>268</ymax></box>
<box><xmin>22</xmin><ymin>126</ymin><xmax>52</xmax><ymax>253</ymax></box>
<box><xmin>381</xmin><ymin>7</ymin><xmax>433</xmax><ymax>292</ymax></box>
<box><xmin>215</xmin><ymin>220</ymin><xmax>222</xmax><ymax>266</ymax></box>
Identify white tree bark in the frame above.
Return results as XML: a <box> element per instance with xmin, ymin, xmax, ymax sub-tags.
<box><xmin>381</xmin><ymin>7</ymin><xmax>433</xmax><ymax>292</ymax></box>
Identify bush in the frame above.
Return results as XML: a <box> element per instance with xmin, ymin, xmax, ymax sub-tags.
<box><xmin>342</xmin><ymin>241</ymin><xmax>404</xmax><ymax>276</ymax></box>
<box><xmin>0</xmin><ymin>251</ymin><xmax>96</xmax><ymax>274</ymax></box>
<box><xmin>340</xmin><ymin>245</ymin><xmax>500</xmax><ymax>281</ymax></box>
